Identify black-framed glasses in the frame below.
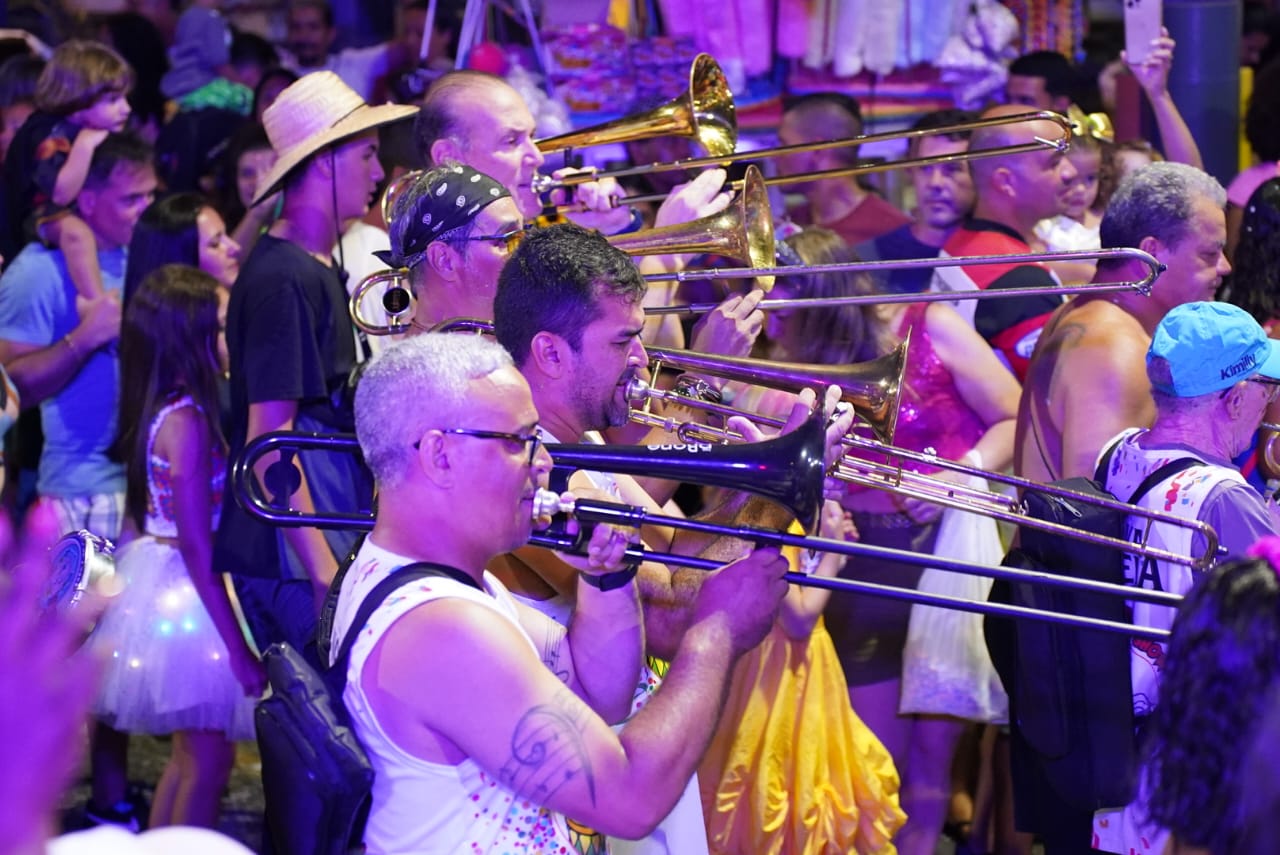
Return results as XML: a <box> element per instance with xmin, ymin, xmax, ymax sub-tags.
<box><xmin>415</xmin><ymin>427</ymin><xmax>543</xmax><ymax>465</ymax></box>
<box><xmin>457</xmin><ymin>227</ymin><xmax>525</xmax><ymax>253</ymax></box>
<box><xmin>1249</xmin><ymin>376</ymin><xmax>1280</xmax><ymax>403</ymax></box>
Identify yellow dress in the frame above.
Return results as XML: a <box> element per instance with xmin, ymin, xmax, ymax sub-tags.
<box><xmin>698</xmin><ymin>609</ymin><xmax>905</xmax><ymax>853</ymax></box>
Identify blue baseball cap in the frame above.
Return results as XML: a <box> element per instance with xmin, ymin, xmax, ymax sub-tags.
<box><xmin>1148</xmin><ymin>302</ymin><xmax>1280</xmax><ymax>397</ymax></box>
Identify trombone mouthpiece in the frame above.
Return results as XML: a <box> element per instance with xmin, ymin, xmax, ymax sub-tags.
<box><xmin>533</xmin><ymin>488</ymin><xmax>574</xmax><ymax>523</ymax></box>
<box><xmin>624</xmin><ymin>376</ymin><xmax>652</xmax><ymax>403</ymax></box>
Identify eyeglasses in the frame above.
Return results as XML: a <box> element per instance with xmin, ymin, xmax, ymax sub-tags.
<box><xmin>1249</xmin><ymin>377</ymin><xmax>1280</xmax><ymax>403</ymax></box>
<box><xmin>457</xmin><ymin>227</ymin><xmax>526</xmax><ymax>254</ymax></box>
<box><xmin>415</xmin><ymin>427</ymin><xmax>544</xmax><ymax>465</ymax></box>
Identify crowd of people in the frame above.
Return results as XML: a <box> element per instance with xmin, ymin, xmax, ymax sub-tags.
<box><xmin>1</xmin><ymin>2</ymin><xmax>1279</xmax><ymax>855</ymax></box>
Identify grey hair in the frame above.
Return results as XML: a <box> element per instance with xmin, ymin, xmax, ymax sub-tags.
<box><xmin>1100</xmin><ymin>162</ymin><xmax>1227</xmax><ymax>252</ymax></box>
<box><xmin>355</xmin><ymin>333</ymin><xmax>514</xmax><ymax>488</ymax></box>
<box><xmin>1148</xmin><ymin>355</ymin><xmax>1223</xmax><ymax>413</ymax></box>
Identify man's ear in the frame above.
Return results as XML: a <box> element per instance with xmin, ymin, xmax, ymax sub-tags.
<box><xmin>528</xmin><ymin>330</ymin><xmax>569</xmax><ymax>380</ymax></box>
<box><xmin>416</xmin><ymin>430</ymin><xmax>454</xmax><ymax>487</ymax></box>
<box><xmin>991</xmin><ymin>165</ymin><xmax>1016</xmax><ymax>199</ymax></box>
<box><xmin>431</xmin><ymin>138</ymin><xmax>462</xmax><ymax>167</ymax></box>
<box><xmin>425</xmin><ymin>241</ymin><xmax>459</xmax><ymax>280</ymax></box>
<box><xmin>76</xmin><ymin>187</ymin><xmax>97</xmax><ymax>220</ymax></box>
<box><xmin>1138</xmin><ymin>234</ymin><xmax>1163</xmax><ymax>259</ymax></box>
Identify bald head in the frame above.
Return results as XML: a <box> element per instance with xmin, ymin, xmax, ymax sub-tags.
<box><xmin>413</xmin><ymin>69</ymin><xmax>546</xmax><ymax>216</ymax></box>
<box><xmin>415</xmin><ymin>70</ymin><xmax>513</xmax><ymax>161</ymax></box>
<box><xmin>968</xmin><ymin>104</ymin><xmax>1067</xmax><ymax>185</ymax></box>
<box><xmin>779</xmin><ymin>94</ymin><xmax>864</xmax><ymax>167</ymax></box>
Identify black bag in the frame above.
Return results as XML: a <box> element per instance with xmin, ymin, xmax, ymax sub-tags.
<box><xmin>986</xmin><ymin>445</ymin><xmax>1200</xmax><ymax>829</ymax></box>
<box><xmin>254</xmin><ymin>564</ymin><xmax>450</xmax><ymax>855</ymax></box>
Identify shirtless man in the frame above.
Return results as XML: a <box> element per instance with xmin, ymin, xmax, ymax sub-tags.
<box><xmin>1014</xmin><ymin>161</ymin><xmax>1231</xmax><ymax>482</ymax></box>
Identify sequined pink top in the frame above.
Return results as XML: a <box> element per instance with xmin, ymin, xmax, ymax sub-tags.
<box><xmin>848</xmin><ymin>303</ymin><xmax>986</xmax><ymax>485</ymax></box>
<box><xmin>145</xmin><ymin>396</ymin><xmax>226</xmax><ymax>538</ymax></box>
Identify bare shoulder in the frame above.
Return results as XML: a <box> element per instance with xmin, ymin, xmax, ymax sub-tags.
<box><xmin>1041</xmin><ymin>299</ymin><xmax>1148</xmax><ymax>368</ymax></box>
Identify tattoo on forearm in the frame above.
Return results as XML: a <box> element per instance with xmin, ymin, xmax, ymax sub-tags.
<box><xmin>540</xmin><ymin>622</ymin><xmax>570</xmax><ymax>684</ymax></box>
<box><xmin>500</xmin><ymin>688</ymin><xmax>596</xmax><ymax>806</ymax></box>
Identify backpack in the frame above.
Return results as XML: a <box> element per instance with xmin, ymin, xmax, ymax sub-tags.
<box><xmin>255</xmin><ymin>561</ymin><xmax>468</xmax><ymax>855</ymax></box>
<box><xmin>985</xmin><ymin>442</ymin><xmax>1201</xmax><ymax>831</ymax></box>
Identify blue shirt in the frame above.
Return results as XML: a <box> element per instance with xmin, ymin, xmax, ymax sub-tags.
<box><xmin>0</xmin><ymin>243</ymin><xmax>125</xmax><ymax>497</ymax></box>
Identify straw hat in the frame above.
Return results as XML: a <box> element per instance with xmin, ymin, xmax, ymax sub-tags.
<box><xmin>251</xmin><ymin>71</ymin><xmax>418</xmax><ymax>207</ymax></box>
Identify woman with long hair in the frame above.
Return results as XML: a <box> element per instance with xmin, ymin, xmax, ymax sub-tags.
<box><xmin>124</xmin><ymin>192</ymin><xmax>240</xmax><ymax>306</ymax></box>
<box><xmin>90</xmin><ymin>265</ymin><xmax>264</xmax><ymax>828</ymax></box>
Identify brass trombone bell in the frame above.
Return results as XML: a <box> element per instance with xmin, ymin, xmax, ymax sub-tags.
<box><xmin>535</xmin><ymin>53</ymin><xmax>736</xmax><ymax>158</ymax></box>
<box><xmin>608</xmin><ymin>164</ymin><xmax>775</xmax><ymax>288</ymax></box>
<box><xmin>641</xmin><ymin>247</ymin><xmax>1167</xmax><ymax>310</ymax></box>
<box><xmin>360</xmin><ymin>166</ymin><xmax>776</xmax><ymax>336</ymax></box>
<box><xmin>643</xmin><ymin>335</ymin><xmax>907</xmax><ymax>444</ymax></box>
<box><xmin>378</xmin><ymin>52</ymin><xmax>734</xmax><ymax>224</ymax></box>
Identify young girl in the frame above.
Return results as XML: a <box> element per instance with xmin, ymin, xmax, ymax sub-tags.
<box><xmin>16</xmin><ymin>40</ymin><xmax>132</xmax><ymax>304</ymax></box>
<box><xmin>698</xmin><ymin>499</ymin><xmax>905</xmax><ymax>854</ymax></box>
<box><xmin>90</xmin><ymin>264</ymin><xmax>264</xmax><ymax>829</ymax></box>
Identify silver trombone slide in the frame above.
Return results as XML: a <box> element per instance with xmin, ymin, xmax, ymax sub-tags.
<box><xmin>641</xmin><ymin>247</ymin><xmax>1165</xmax><ymax>308</ymax></box>
<box><xmin>232</xmin><ymin>431</ymin><xmax>1181</xmax><ymax>640</ymax></box>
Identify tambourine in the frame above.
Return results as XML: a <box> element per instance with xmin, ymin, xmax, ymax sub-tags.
<box><xmin>40</xmin><ymin>530</ymin><xmax>116</xmax><ymax>613</ymax></box>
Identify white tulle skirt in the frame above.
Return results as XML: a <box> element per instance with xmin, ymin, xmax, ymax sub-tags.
<box><xmin>89</xmin><ymin>537</ymin><xmax>256</xmax><ymax>740</ymax></box>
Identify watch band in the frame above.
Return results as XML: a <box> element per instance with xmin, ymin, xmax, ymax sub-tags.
<box><xmin>578</xmin><ymin>562</ymin><xmax>640</xmax><ymax>592</ymax></box>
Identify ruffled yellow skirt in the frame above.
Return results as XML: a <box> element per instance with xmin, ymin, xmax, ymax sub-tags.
<box><xmin>699</xmin><ymin>619</ymin><xmax>905</xmax><ymax>855</ymax></box>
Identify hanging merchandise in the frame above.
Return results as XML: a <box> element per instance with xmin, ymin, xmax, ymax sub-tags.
<box><xmin>936</xmin><ymin>0</ymin><xmax>1021</xmax><ymax>109</ymax></box>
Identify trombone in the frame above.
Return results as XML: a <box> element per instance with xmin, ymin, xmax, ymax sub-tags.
<box><xmin>641</xmin><ymin>247</ymin><xmax>1166</xmax><ymax>305</ymax></box>
<box><xmin>354</xmin><ymin>165</ymin><xmax>776</xmax><ymax>336</ymax></box>
<box><xmin>620</xmin><ymin>346</ymin><xmax>1220</xmax><ymax>571</ymax></box>
<box><xmin>379</xmin><ymin>52</ymin><xmax>736</xmax><ymax>223</ymax></box>
<box><xmin>528</xmin><ymin>108</ymin><xmax>1072</xmax><ymax>202</ymax></box>
<box><xmin>230</xmin><ymin>428</ymin><xmax>1186</xmax><ymax>640</ymax></box>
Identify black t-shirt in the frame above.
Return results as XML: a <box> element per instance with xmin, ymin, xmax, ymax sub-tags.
<box><xmin>856</xmin><ymin>224</ymin><xmax>940</xmax><ymax>294</ymax></box>
<box><xmin>225</xmin><ymin>235</ymin><xmax>358</xmax><ymax>442</ymax></box>
<box><xmin>217</xmin><ymin>234</ymin><xmax>368</xmax><ymax>579</ymax></box>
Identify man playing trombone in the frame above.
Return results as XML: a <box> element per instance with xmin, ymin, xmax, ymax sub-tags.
<box><xmin>373</xmin><ymin>163</ymin><xmax>767</xmax><ymax>374</ymax></box>
<box><xmin>412</xmin><ymin>69</ymin><xmax>747</xmax><ymax>347</ymax></box>
<box><xmin>330</xmin><ymin>332</ymin><xmax>792</xmax><ymax>853</ymax></box>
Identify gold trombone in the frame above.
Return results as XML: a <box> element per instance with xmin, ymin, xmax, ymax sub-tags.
<box><xmin>614</xmin><ymin>343</ymin><xmax>1218</xmax><ymax>570</ymax></box>
<box><xmin>353</xmin><ymin>165</ymin><xmax>776</xmax><ymax>336</ymax></box>
<box><xmin>379</xmin><ymin>53</ymin><xmax>736</xmax><ymax>223</ymax></box>
<box><xmin>535</xmin><ymin>53</ymin><xmax>737</xmax><ymax>158</ymax></box>
<box><xmin>528</xmin><ymin>108</ymin><xmax>1073</xmax><ymax>201</ymax></box>
<box><xmin>381</xmin><ymin>52</ymin><xmax>1071</xmax><ymax>222</ymax></box>
<box><xmin>642</xmin><ymin>246</ymin><xmax>1166</xmax><ymax>302</ymax></box>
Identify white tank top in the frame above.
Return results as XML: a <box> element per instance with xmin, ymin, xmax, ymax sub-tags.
<box><xmin>1099</xmin><ymin>428</ymin><xmax>1244</xmax><ymax>716</ymax></box>
<box><xmin>330</xmin><ymin>537</ymin><xmax>576</xmax><ymax>855</ymax></box>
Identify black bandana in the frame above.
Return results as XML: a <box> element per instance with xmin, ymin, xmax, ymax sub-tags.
<box><xmin>378</xmin><ymin>165</ymin><xmax>511</xmax><ymax>268</ymax></box>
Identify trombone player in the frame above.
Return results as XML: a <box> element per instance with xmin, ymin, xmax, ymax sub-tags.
<box><xmin>487</xmin><ymin>220</ymin><xmax>854</xmax><ymax>853</ymax></box>
<box><xmin>412</xmin><ymin>69</ymin><xmax>748</xmax><ymax>346</ymax></box>
<box><xmin>377</xmin><ymin>163</ymin><xmax>767</xmax><ymax>366</ymax></box>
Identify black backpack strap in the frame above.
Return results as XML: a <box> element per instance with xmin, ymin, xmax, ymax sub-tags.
<box><xmin>1126</xmin><ymin>457</ymin><xmax>1204</xmax><ymax>505</ymax></box>
<box><xmin>329</xmin><ymin>561</ymin><xmax>485</xmax><ymax>689</ymax></box>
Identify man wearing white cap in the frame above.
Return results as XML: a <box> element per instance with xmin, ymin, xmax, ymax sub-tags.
<box><xmin>214</xmin><ymin>71</ymin><xmax>417</xmax><ymax>657</ymax></box>
<box><xmin>1091</xmin><ymin>300</ymin><xmax>1280</xmax><ymax>852</ymax></box>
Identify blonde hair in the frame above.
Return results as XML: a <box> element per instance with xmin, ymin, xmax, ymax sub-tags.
<box><xmin>778</xmin><ymin>228</ymin><xmax>894</xmax><ymax>364</ymax></box>
<box><xmin>34</xmin><ymin>40</ymin><xmax>133</xmax><ymax>116</ymax></box>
